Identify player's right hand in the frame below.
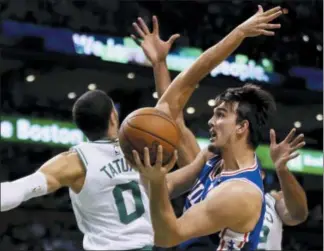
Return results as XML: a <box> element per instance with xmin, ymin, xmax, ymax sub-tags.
<box><xmin>131</xmin><ymin>16</ymin><xmax>180</xmax><ymax>65</ymax></box>
<box><xmin>236</xmin><ymin>5</ymin><xmax>287</xmax><ymax>37</ymax></box>
<box><xmin>132</xmin><ymin>145</ymin><xmax>178</xmax><ymax>183</ymax></box>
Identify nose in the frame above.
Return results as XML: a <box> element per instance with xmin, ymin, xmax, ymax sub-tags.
<box><xmin>208</xmin><ymin>117</ymin><xmax>214</xmax><ymax>128</ymax></box>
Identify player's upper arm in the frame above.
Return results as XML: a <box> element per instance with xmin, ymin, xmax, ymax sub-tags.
<box><xmin>166</xmin><ymin>180</ymin><xmax>263</xmax><ymax>246</ymax></box>
<box><xmin>38</xmin><ymin>151</ymin><xmax>84</xmax><ymax>193</ymax></box>
<box><xmin>274</xmin><ymin>192</ymin><xmax>307</xmax><ymax>226</ymax></box>
<box><xmin>166</xmin><ymin>148</ymin><xmax>208</xmax><ymax>199</ymax></box>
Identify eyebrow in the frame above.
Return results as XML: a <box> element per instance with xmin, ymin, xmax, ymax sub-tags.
<box><xmin>214</xmin><ymin>107</ymin><xmax>228</xmax><ymax>114</ymax></box>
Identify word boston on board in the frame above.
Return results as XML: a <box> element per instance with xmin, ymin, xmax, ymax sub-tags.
<box><xmin>1</xmin><ymin>116</ymin><xmax>86</xmax><ymax>147</ymax></box>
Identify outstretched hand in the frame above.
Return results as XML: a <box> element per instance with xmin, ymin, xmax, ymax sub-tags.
<box><xmin>132</xmin><ymin>145</ymin><xmax>178</xmax><ymax>183</ymax></box>
<box><xmin>270</xmin><ymin>128</ymin><xmax>305</xmax><ymax>171</ymax></box>
<box><xmin>237</xmin><ymin>5</ymin><xmax>288</xmax><ymax>37</ymax></box>
<box><xmin>131</xmin><ymin>16</ymin><xmax>180</xmax><ymax>65</ymax></box>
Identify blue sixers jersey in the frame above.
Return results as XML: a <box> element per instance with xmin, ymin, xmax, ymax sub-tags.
<box><xmin>179</xmin><ymin>155</ymin><xmax>265</xmax><ymax>251</ymax></box>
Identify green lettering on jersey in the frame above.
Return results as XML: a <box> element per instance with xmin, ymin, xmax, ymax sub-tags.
<box><xmin>109</xmin><ymin>163</ymin><xmax>119</xmax><ymax>177</ymax></box>
<box><xmin>100</xmin><ymin>165</ymin><xmax>113</xmax><ymax>178</ymax></box>
<box><xmin>101</xmin><ymin>158</ymin><xmax>135</xmax><ymax>179</ymax></box>
<box><xmin>121</xmin><ymin>158</ymin><xmax>128</xmax><ymax>172</ymax></box>
<box><xmin>113</xmin><ymin>159</ymin><xmax>122</xmax><ymax>173</ymax></box>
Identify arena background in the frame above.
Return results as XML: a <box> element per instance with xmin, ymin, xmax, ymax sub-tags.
<box><xmin>0</xmin><ymin>0</ymin><xmax>322</xmax><ymax>250</ymax></box>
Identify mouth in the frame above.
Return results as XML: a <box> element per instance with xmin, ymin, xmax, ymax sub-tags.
<box><xmin>209</xmin><ymin>130</ymin><xmax>217</xmax><ymax>142</ymax></box>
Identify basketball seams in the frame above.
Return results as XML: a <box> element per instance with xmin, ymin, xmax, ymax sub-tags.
<box><xmin>126</xmin><ymin>121</ymin><xmax>177</xmax><ymax>148</ymax></box>
<box><xmin>127</xmin><ymin>113</ymin><xmax>179</xmax><ymax>132</ymax></box>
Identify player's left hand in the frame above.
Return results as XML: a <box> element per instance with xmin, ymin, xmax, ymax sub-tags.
<box><xmin>131</xmin><ymin>16</ymin><xmax>180</xmax><ymax>65</ymax></box>
<box><xmin>132</xmin><ymin>145</ymin><xmax>178</xmax><ymax>183</ymax></box>
<box><xmin>269</xmin><ymin>128</ymin><xmax>305</xmax><ymax>172</ymax></box>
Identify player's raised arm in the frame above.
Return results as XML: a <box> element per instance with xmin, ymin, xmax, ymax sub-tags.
<box><xmin>269</xmin><ymin>128</ymin><xmax>308</xmax><ymax>225</ymax></box>
<box><xmin>131</xmin><ymin>16</ymin><xmax>200</xmax><ymax>166</ymax></box>
<box><xmin>155</xmin><ymin>6</ymin><xmax>285</xmax><ymax>120</ymax></box>
<box><xmin>132</xmin><ymin>147</ymin><xmax>262</xmax><ymax>247</ymax></box>
<box><xmin>0</xmin><ymin>151</ymin><xmax>84</xmax><ymax>212</ymax></box>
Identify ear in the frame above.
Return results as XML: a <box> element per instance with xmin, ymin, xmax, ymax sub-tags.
<box><xmin>236</xmin><ymin>120</ymin><xmax>249</xmax><ymax>135</ymax></box>
<box><xmin>109</xmin><ymin>109</ymin><xmax>117</xmax><ymax>127</ymax></box>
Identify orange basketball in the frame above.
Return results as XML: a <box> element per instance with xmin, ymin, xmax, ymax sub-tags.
<box><xmin>119</xmin><ymin>107</ymin><xmax>180</xmax><ymax>166</ymax></box>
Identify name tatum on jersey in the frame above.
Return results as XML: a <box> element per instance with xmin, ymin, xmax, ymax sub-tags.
<box><xmin>100</xmin><ymin>157</ymin><xmax>134</xmax><ymax>178</ymax></box>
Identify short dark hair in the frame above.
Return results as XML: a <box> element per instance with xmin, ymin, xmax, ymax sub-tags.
<box><xmin>72</xmin><ymin>90</ymin><xmax>114</xmax><ymax>141</ymax></box>
<box><xmin>215</xmin><ymin>84</ymin><xmax>276</xmax><ymax>149</ymax></box>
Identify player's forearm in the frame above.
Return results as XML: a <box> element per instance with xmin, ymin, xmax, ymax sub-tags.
<box><xmin>176</xmin><ymin>125</ymin><xmax>200</xmax><ymax>167</ymax></box>
<box><xmin>149</xmin><ymin>178</ymin><xmax>181</xmax><ymax>247</ymax></box>
<box><xmin>157</xmin><ymin>27</ymin><xmax>245</xmax><ymax>119</ymax></box>
<box><xmin>153</xmin><ymin>61</ymin><xmax>171</xmax><ymax>98</ymax></box>
<box><xmin>0</xmin><ymin>172</ymin><xmax>48</xmax><ymax>212</ymax></box>
<box><xmin>277</xmin><ymin>168</ymin><xmax>308</xmax><ymax>221</ymax></box>
<box><xmin>153</xmin><ymin>61</ymin><xmax>200</xmax><ymax>167</ymax></box>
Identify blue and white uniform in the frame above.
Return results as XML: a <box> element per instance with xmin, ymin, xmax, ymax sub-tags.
<box><xmin>179</xmin><ymin>155</ymin><xmax>265</xmax><ymax>251</ymax></box>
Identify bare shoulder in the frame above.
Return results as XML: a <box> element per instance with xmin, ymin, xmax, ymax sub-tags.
<box><xmin>39</xmin><ymin>150</ymin><xmax>85</xmax><ymax>186</ymax></box>
<box><xmin>206</xmin><ymin>180</ymin><xmax>263</xmax><ymax>232</ymax></box>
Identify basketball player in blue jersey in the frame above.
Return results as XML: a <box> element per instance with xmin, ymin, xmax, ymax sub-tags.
<box><xmin>130</xmin><ymin>5</ymin><xmax>288</xmax><ymax>251</ymax></box>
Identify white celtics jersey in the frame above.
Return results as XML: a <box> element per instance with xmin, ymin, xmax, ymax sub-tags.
<box><xmin>69</xmin><ymin>139</ymin><xmax>153</xmax><ymax>250</ymax></box>
<box><xmin>258</xmin><ymin>193</ymin><xmax>283</xmax><ymax>250</ymax></box>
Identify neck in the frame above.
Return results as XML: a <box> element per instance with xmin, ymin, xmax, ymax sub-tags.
<box><xmin>220</xmin><ymin>143</ymin><xmax>255</xmax><ymax>172</ymax></box>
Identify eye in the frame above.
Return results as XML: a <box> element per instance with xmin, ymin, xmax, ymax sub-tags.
<box><xmin>216</xmin><ymin>112</ymin><xmax>224</xmax><ymax>118</ymax></box>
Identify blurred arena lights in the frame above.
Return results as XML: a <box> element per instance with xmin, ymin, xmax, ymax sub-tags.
<box><xmin>68</xmin><ymin>92</ymin><xmax>77</xmax><ymax>99</ymax></box>
<box><xmin>186</xmin><ymin>107</ymin><xmax>196</xmax><ymax>114</ymax></box>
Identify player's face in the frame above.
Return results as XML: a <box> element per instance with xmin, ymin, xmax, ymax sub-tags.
<box><xmin>207</xmin><ymin>101</ymin><xmax>239</xmax><ymax>151</ymax></box>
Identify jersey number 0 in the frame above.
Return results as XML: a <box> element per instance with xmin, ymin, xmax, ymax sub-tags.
<box><xmin>113</xmin><ymin>181</ymin><xmax>145</xmax><ymax>224</ymax></box>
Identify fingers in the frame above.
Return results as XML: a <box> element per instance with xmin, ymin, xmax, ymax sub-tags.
<box><xmin>152</xmin><ymin>15</ymin><xmax>159</xmax><ymax>34</ymax></box>
<box><xmin>258</xmin><ymin>23</ymin><xmax>281</xmax><ymax>30</ymax></box>
<box><xmin>167</xmin><ymin>34</ymin><xmax>180</xmax><ymax>45</ymax></box>
<box><xmin>131</xmin><ymin>34</ymin><xmax>142</xmax><ymax>46</ymax></box>
<box><xmin>137</xmin><ymin>17</ymin><xmax>150</xmax><ymax>35</ymax></box>
<box><xmin>263</xmin><ymin>6</ymin><xmax>282</xmax><ymax>16</ymax></box>
<box><xmin>132</xmin><ymin>150</ymin><xmax>144</xmax><ymax>169</ymax></box>
<box><xmin>290</xmin><ymin>142</ymin><xmax>306</xmax><ymax>154</ymax></box>
<box><xmin>164</xmin><ymin>150</ymin><xmax>178</xmax><ymax>172</ymax></box>
<box><xmin>257</xmin><ymin>29</ymin><xmax>275</xmax><ymax>36</ymax></box>
<box><xmin>143</xmin><ymin>147</ymin><xmax>151</xmax><ymax>167</ymax></box>
<box><xmin>284</xmin><ymin>128</ymin><xmax>296</xmax><ymax>143</ymax></box>
<box><xmin>263</xmin><ymin>10</ymin><xmax>284</xmax><ymax>23</ymax></box>
<box><xmin>288</xmin><ymin>152</ymin><xmax>299</xmax><ymax>160</ymax></box>
<box><xmin>270</xmin><ymin>129</ymin><xmax>277</xmax><ymax>145</ymax></box>
<box><xmin>290</xmin><ymin>133</ymin><xmax>305</xmax><ymax>147</ymax></box>
<box><xmin>257</xmin><ymin>5</ymin><xmax>264</xmax><ymax>14</ymax></box>
<box><xmin>155</xmin><ymin>145</ymin><xmax>163</xmax><ymax>167</ymax></box>
<box><xmin>132</xmin><ymin>22</ymin><xmax>145</xmax><ymax>38</ymax></box>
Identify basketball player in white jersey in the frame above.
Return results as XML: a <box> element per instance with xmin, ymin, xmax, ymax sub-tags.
<box><xmin>258</xmin><ymin>128</ymin><xmax>308</xmax><ymax>250</ymax></box>
<box><xmin>0</xmin><ymin>93</ymin><xmax>154</xmax><ymax>250</ymax></box>
<box><xmin>0</xmin><ymin>89</ymin><xmax>201</xmax><ymax>250</ymax></box>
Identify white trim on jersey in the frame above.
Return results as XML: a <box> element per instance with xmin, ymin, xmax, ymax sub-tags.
<box><xmin>220</xmin><ymin>161</ymin><xmax>258</xmax><ymax>177</ymax></box>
